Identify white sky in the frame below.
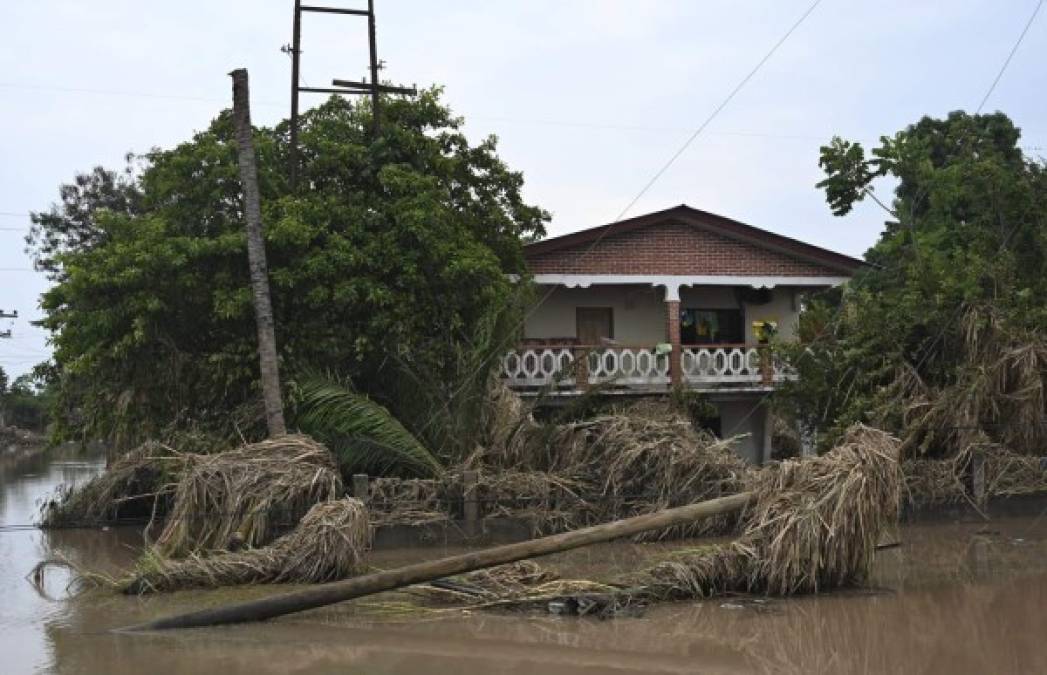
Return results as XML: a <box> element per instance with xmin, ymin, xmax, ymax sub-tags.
<box><xmin>1</xmin><ymin>1</ymin><xmax>1045</xmax><ymax>378</ymax></box>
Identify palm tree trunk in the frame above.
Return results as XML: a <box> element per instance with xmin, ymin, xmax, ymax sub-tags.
<box><xmin>230</xmin><ymin>68</ymin><xmax>286</xmax><ymax>437</ymax></box>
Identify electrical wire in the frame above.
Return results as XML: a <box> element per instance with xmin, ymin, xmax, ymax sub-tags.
<box><xmin>406</xmin><ymin>0</ymin><xmax>826</xmax><ymax>445</ymax></box>
<box><xmin>976</xmin><ymin>0</ymin><xmax>1044</xmax><ymax>113</ymax></box>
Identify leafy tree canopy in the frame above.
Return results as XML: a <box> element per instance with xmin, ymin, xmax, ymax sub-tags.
<box><xmin>0</xmin><ymin>365</ymin><xmax>52</xmax><ymax>431</ymax></box>
<box><xmin>31</xmin><ymin>90</ymin><xmax>548</xmax><ymax>447</ymax></box>
<box><xmin>779</xmin><ymin>111</ymin><xmax>1047</xmax><ymax>452</ymax></box>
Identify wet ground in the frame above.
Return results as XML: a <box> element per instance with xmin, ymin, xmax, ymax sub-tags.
<box><xmin>4</xmin><ymin>447</ymin><xmax>1047</xmax><ymax>674</ymax></box>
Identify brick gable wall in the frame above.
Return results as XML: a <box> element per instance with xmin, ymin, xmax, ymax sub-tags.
<box><xmin>526</xmin><ymin>221</ymin><xmax>840</xmax><ymax>277</ymax></box>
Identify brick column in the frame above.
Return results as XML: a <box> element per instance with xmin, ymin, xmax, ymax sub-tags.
<box><xmin>665</xmin><ymin>299</ymin><xmax>682</xmax><ymax>387</ymax></box>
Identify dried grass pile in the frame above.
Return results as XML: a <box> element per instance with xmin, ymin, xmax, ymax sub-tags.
<box><xmin>506</xmin><ymin>410</ymin><xmax>753</xmax><ymax>538</ymax></box>
<box><xmin>890</xmin><ymin>308</ymin><xmax>1047</xmax><ymax>459</ymax></box>
<box><xmin>368</xmin><ymin>477</ymin><xmax>445</xmax><ymax>526</ymax></box>
<box><xmin>153</xmin><ymin>434</ymin><xmax>343</xmax><ymax>557</ymax></box>
<box><xmin>124</xmin><ymin>498</ymin><xmax>370</xmax><ymax>594</ymax></box>
<box><xmin>41</xmin><ymin>441</ymin><xmax>183</xmax><ymax>528</ymax></box>
<box><xmin>475</xmin><ymin>470</ymin><xmax>585</xmax><ymax>535</ymax></box>
<box><xmin>522</xmin><ymin>426</ymin><xmax>903</xmax><ymax>614</ymax></box>
<box><xmin>903</xmin><ymin>443</ymin><xmax>1047</xmax><ymax>507</ymax></box>
<box><xmin>480</xmin><ymin>379</ymin><xmax>538</xmax><ymax>457</ymax></box>
<box><xmin>587</xmin><ymin>414</ymin><xmax>752</xmax><ymax>539</ymax></box>
<box><xmin>368</xmin><ymin>405</ymin><xmax>754</xmax><ymax>539</ymax></box>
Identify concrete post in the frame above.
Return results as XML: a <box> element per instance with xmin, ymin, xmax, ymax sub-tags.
<box><xmin>463</xmin><ymin>470</ymin><xmax>480</xmax><ymax>538</ymax></box>
<box><xmin>761</xmin><ymin>402</ymin><xmax>773</xmax><ymax>465</ymax></box>
<box><xmin>800</xmin><ymin>424</ymin><xmax>817</xmax><ymax>458</ymax></box>
<box><xmin>970</xmin><ymin>449</ymin><xmax>986</xmax><ymax>506</ymax></box>
<box><xmin>352</xmin><ymin>474</ymin><xmax>370</xmax><ymax>504</ymax></box>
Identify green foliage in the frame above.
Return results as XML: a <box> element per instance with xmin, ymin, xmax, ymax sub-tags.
<box><xmin>780</xmin><ymin>111</ymin><xmax>1047</xmax><ymax>453</ymax></box>
<box><xmin>291</xmin><ymin>284</ymin><xmax>530</xmax><ymax>477</ymax></box>
<box><xmin>670</xmin><ymin>387</ymin><xmax>718</xmax><ymax>425</ymax></box>
<box><xmin>30</xmin><ymin>90</ymin><xmax>548</xmax><ymax>448</ymax></box>
<box><xmin>0</xmin><ymin>366</ymin><xmax>52</xmax><ymax>431</ymax></box>
<box><xmin>377</xmin><ymin>284</ymin><xmax>532</xmax><ymax>462</ymax></box>
<box><xmin>290</xmin><ymin>375</ymin><xmax>442</xmax><ymax>478</ymax></box>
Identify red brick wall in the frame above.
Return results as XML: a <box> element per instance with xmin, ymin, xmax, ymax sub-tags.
<box><xmin>527</xmin><ymin>221</ymin><xmax>839</xmax><ymax>277</ymax></box>
<box><xmin>665</xmin><ymin>299</ymin><xmax>681</xmax><ymax>384</ymax></box>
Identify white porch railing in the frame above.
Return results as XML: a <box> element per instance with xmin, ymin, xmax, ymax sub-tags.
<box><xmin>502</xmin><ymin>344</ymin><xmax>787</xmax><ymax>389</ymax></box>
<box><xmin>589</xmin><ymin>347</ymin><xmax>670</xmax><ymax>386</ymax></box>
<box><xmin>502</xmin><ymin>346</ymin><xmax>576</xmax><ymax>387</ymax></box>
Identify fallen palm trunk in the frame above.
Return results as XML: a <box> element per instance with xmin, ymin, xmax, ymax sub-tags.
<box><xmin>119</xmin><ymin>491</ymin><xmax>754</xmax><ymax>631</ymax></box>
<box><xmin>123</xmin><ymin>498</ymin><xmax>371</xmax><ymax>594</ymax></box>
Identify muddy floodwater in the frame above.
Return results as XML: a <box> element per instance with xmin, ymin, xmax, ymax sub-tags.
<box><xmin>4</xmin><ymin>448</ymin><xmax>1047</xmax><ymax>674</ymax></box>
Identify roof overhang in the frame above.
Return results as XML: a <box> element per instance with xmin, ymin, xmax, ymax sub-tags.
<box><xmin>524</xmin><ymin>204</ymin><xmax>867</xmax><ymax>276</ymax></box>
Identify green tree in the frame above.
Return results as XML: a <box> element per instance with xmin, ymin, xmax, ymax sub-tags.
<box><xmin>778</xmin><ymin>111</ymin><xmax>1047</xmax><ymax>454</ymax></box>
<box><xmin>32</xmin><ymin>90</ymin><xmax>547</xmax><ymax>449</ymax></box>
<box><xmin>0</xmin><ymin>366</ymin><xmax>52</xmax><ymax>431</ymax></box>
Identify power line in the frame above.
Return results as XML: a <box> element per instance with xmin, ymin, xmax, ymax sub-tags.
<box><xmin>0</xmin><ymin>82</ymin><xmax>284</xmax><ymax>108</ymax></box>
<box><xmin>611</xmin><ymin>0</ymin><xmax>824</xmax><ymax>225</ymax></box>
<box><xmin>976</xmin><ymin>0</ymin><xmax>1044</xmax><ymax>113</ymax></box>
<box><xmin>409</xmin><ymin>0</ymin><xmax>825</xmax><ymax>445</ymax></box>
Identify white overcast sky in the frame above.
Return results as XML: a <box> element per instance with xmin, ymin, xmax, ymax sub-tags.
<box><xmin>1</xmin><ymin>1</ymin><xmax>1045</xmax><ymax>378</ymax></box>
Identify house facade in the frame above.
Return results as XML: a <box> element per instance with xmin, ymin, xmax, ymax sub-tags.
<box><xmin>502</xmin><ymin>205</ymin><xmax>864</xmax><ymax>464</ymax></box>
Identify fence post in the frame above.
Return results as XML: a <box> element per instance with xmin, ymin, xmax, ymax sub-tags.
<box><xmin>463</xmin><ymin>470</ymin><xmax>480</xmax><ymax>538</ymax></box>
<box><xmin>970</xmin><ymin>449</ymin><xmax>986</xmax><ymax>506</ymax></box>
<box><xmin>352</xmin><ymin>474</ymin><xmax>370</xmax><ymax>504</ymax></box>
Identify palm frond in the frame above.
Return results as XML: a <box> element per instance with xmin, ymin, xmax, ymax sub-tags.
<box><xmin>291</xmin><ymin>375</ymin><xmax>443</xmax><ymax>478</ymax></box>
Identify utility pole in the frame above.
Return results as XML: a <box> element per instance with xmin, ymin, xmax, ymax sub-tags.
<box><xmin>285</xmin><ymin>0</ymin><xmax>417</xmax><ymax>190</ymax></box>
<box><xmin>230</xmin><ymin>69</ymin><xmax>287</xmax><ymax>438</ymax></box>
<box><xmin>0</xmin><ymin>309</ymin><xmax>16</xmax><ymax>339</ymax></box>
<box><xmin>288</xmin><ymin>0</ymin><xmax>303</xmax><ymax>191</ymax></box>
<box><xmin>367</xmin><ymin>0</ymin><xmax>380</xmax><ymax>138</ymax></box>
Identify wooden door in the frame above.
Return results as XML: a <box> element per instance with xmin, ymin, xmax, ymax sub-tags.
<box><xmin>576</xmin><ymin>307</ymin><xmax>613</xmax><ymax>345</ymax></box>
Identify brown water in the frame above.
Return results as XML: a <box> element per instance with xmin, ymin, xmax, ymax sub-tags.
<box><xmin>4</xmin><ymin>448</ymin><xmax>1047</xmax><ymax>674</ymax></box>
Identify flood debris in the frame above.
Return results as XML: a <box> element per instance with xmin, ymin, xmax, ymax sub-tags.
<box><xmin>621</xmin><ymin>425</ymin><xmax>901</xmax><ymax>599</ymax></box>
<box><xmin>118</xmin><ymin>424</ymin><xmax>902</xmax><ymax>630</ymax></box>
<box><xmin>903</xmin><ymin>445</ymin><xmax>1047</xmax><ymax>507</ymax></box>
<box><xmin>152</xmin><ymin>434</ymin><xmax>342</xmax><ymax>556</ymax></box>
<box><xmin>418</xmin><ymin>426</ymin><xmax>902</xmax><ymax>617</ymax></box>
<box><xmin>123</xmin><ymin>498</ymin><xmax>370</xmax><ymax>594</ymax></box>
<box><xmin>369</xmin><ymin>405</ymin><xmax>753</xmax><ymax>539</ymax></box>
<box><xmin>41</xmin><ymin>441</ymin><xmax>183</xmax><ymax>528</ymax></box>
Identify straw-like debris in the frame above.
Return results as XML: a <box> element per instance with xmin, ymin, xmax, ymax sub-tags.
<box><xmin>903</xmin><ymin>443</ymin><xmax>1047</xmax><ymax>507</ymax></box>
<box><xmin>368</xmin><ymin>477</ymin><xmax>445</xmax><ymax>527</ymax></box>
<box><xmin>123</xmin><ymin>498</ymin><xmax>371</xmax><ymax>594</ymax></box>
<box><xmin>152</xmin><ymin>434</ymin><xmax>343</xmax><ymax>557</ymax></box>
<box><xmin>889</xmin><ymin>307</ymin><xmax>1047</xmax><ymax>459</ymax></box>
<box><xmin>620</xmin><ymin>426</ymin><xmax>901</xmax><ymax>604</ymax></box>
<box><xmin>411</xmin><ymin>560</ymin><xmax>620</xmax><ymax>612</ymax></box>
<box><xmin>463</xmin><ymin>426</ymin><xmax>902</xmax><ymax>616</ymax></box>
<box><xmin>370</xmin><ymin>408</ymin><xmax>754</xmax><ymax>539</ymax></box>
<box><xmin>41</xmin><ymin>441</ymin><xmax>183</xmax><ymax>528</ymax></box>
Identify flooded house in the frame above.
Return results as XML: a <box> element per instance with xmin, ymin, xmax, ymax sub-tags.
<box><xmin>502</xmin><ymin>205</ymin><xmax>864</xmax><ymax>463</ymax></box>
